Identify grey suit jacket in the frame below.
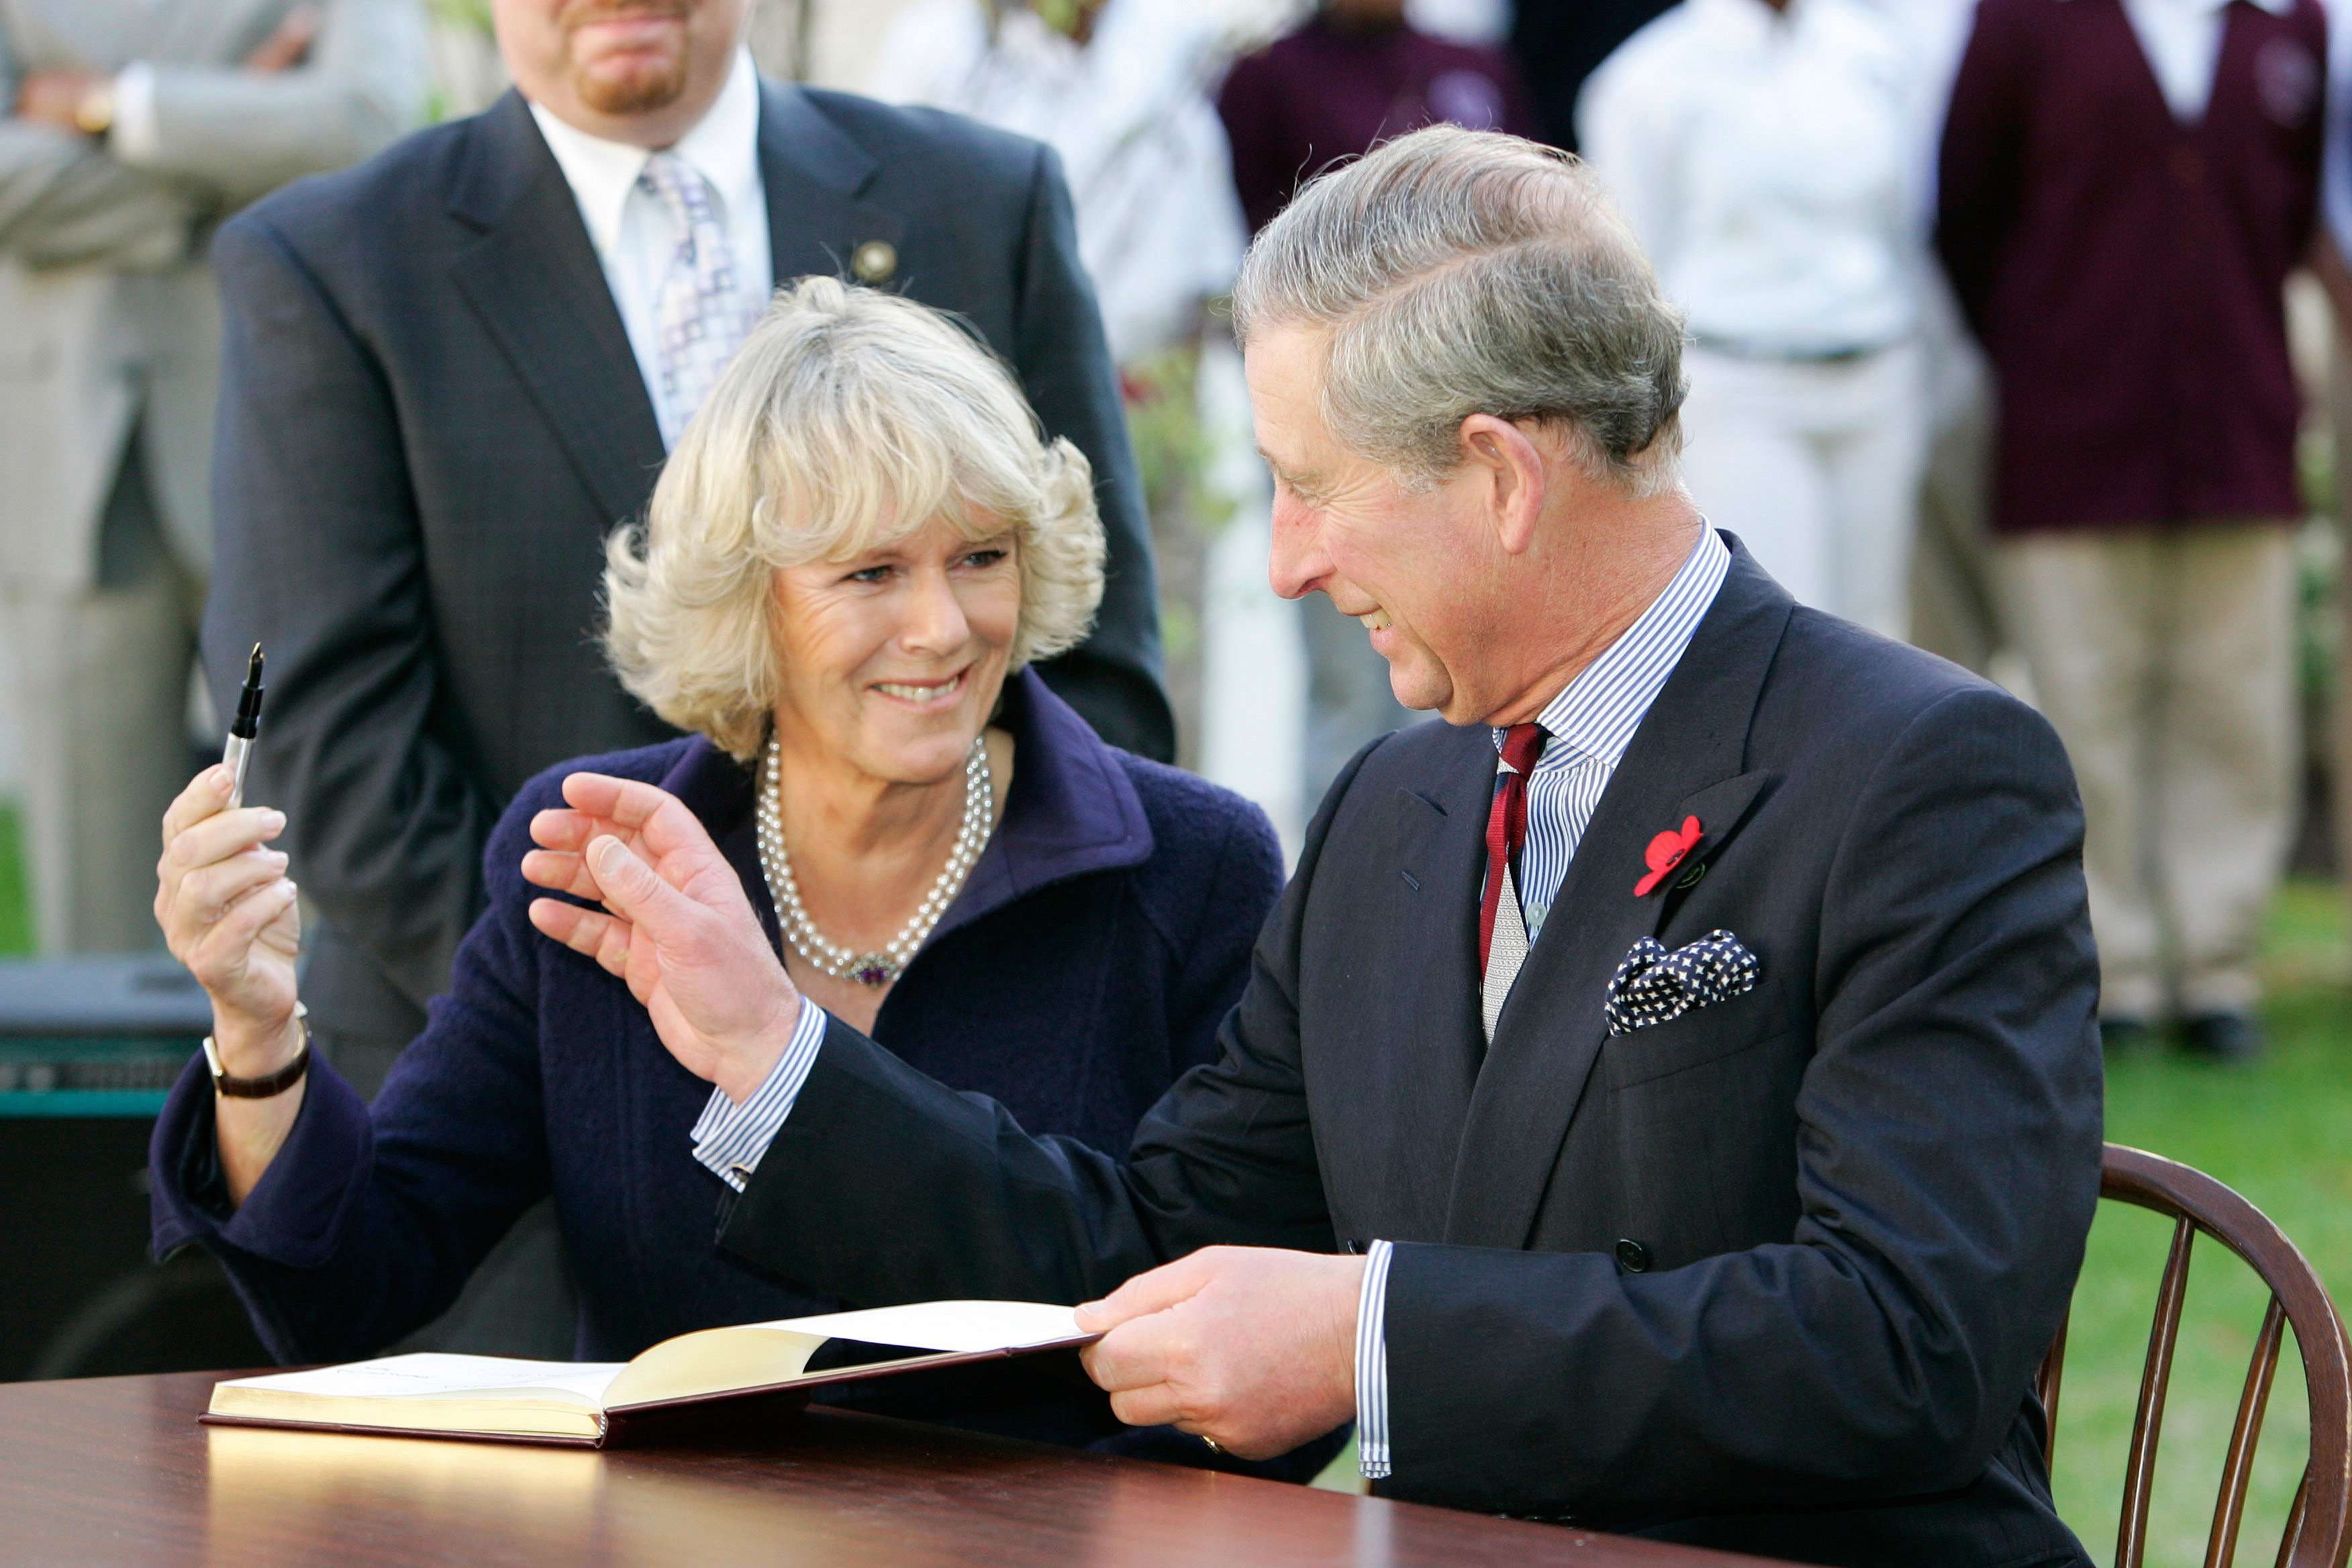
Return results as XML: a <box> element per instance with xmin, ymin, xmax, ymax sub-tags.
<box><xmin>0</xmin><ymin>0</ymin><xmax>425</xmax><ymax>593</ymax></box>
<box><xmin>201</xmin><ymin>82</ymin><xmax>1175</xmax><ymax>1053</ymax></box>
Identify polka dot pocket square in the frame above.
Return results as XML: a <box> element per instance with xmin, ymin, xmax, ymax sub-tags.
<box><xmin>1604</xmin><ymin>930</ymin><xmax>1759</xmax><ymax>1038</ymax></box>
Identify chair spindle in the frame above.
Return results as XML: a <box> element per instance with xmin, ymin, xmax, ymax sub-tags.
<box><xmin>2119</xmin><ymin>1216</ymin><xmax>2198</xmax><ymax>1568</ymax></box>
<box><xmin>2206</xmin><ymin>1295</ymin><xmax>2286</xmax><ymax>1568</ymax></box>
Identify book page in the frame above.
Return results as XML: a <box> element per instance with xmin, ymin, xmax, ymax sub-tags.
<box><xmin>756</xmin><ymin>1300</ymin><xmax>1085</xmax><ymax>1353</ymax></box>
<box><xmin>215</xmin><ymin>1355</ymin><xmax>624</xmax><ymax>1406</ymax></box>
<box><xmin>600</xmin><ymin>1300</ymin><xmax>1089</xmax><ymax>1412</ymax></box>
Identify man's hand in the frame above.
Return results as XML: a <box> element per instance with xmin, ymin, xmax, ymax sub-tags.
<box><xmin>244</xmin><ymin>5</ymin><xmax>322</xmax><ymax>72</ymax></box>
<box><xmin>1075</xmin><ymin>1246</ymin><xmax>1365</xmax><ymax>1460</ymax></box>
<box><xmin>14</xmin><ymin>69</ymin><xmax>101</xmax><ymax>134</ymax></box>
<box><xmin>524</xmin><ymin>772</ymin><xmax>803</xmax><ymax>1104</ymax></box>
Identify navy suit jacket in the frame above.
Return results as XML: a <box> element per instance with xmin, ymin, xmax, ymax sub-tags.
<box><xmin>715</xmin><ymin>546</ymin><xmax>2106</xmax><ymax>1567</ymax></box>
<box><xmin>199</xmin><ymin>81</ymin><xmax>1172</xmax><ymax>1052</ymax></box>
<box><xmin>149</xmin><ymin>671</ymin><xmax>1314</xmax><ymax>1470</ymax></box>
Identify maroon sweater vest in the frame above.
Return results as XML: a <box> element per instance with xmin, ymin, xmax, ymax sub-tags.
<box><xmin>1937</xmin><ymin>0</ymin><xmax>2325</xmax><ymax>534</ymax></box>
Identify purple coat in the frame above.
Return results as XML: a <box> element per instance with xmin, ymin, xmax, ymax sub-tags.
<box><xmin>148</xmin><ymin>669</ymin><xmax>1315</xmax><ymax>1470</ymax></box>
<box><xmin>1217</xmin><ymin>17</ymin><xmax>1540</xmax><ymax>235</ymax></box>
<box><xmin>1937</xmin><ymin>0</ymin><xmax>2325</xmax><ymax>534</ymax></box>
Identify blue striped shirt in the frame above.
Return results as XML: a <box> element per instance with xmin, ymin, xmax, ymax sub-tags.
<box><xmin>1508</xmin><ymin>524</ymin><xmax>1733</xmax><ymax>943</ymax></box>
<box><xmin>690</xmin><ymin>995</ymin><xmax>828</xmax><ymax>1192</ymax></box>
<box><xmin>1356</xmin><ymin>525</ymin><xmax>1730</xmax><ymax>1480</ymax></box>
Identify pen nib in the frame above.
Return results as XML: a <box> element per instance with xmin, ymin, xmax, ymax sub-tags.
<box><xmin>246</xmin><ymin>644</ymin><xmax>264</xmax><ymax>685</ymax></box>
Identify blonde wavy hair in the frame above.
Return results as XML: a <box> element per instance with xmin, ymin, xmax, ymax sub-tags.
<box><xmin>603</xmin><ymin>277</ymin><xmax>1106</xmax><ymax>760</ymax></box>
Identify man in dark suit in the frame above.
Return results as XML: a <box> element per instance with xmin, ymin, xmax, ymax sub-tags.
<box><xmin>200</xmin><ymin>0</ymin><xmax>1171</xmax><ymax>1089</ymax></box>
<box><xmin>523</xmin><ymin>127</ymin><xmax>2103</xmax><ymax>1567</ymax></box>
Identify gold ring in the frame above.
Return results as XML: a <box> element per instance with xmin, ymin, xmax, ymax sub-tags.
<box><xmin>1201</xmin><ymin>1435</ymin><xmax>1224</xmax><ymax>1455</ymax></box>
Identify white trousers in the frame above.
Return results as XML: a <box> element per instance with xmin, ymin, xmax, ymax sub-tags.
<box><xmin>1997</xmin><ymin>525</ymin><xmax>2298</xmax><ymax>1019</ymax></box>
<box><xmin>1677</xmin><ymin>340</ymin><xmax>1930</xmax><ymax>639</ymax></box>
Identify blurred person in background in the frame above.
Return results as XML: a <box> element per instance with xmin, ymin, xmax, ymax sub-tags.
<box><xmin>2322</xmin><ymin>0</ymin><xmax>2352</xmax><ymax>928</ymax></box>
<box><xmin>1579</xmin><ymin>0</ymin><xmax>1928</xmax><ymax>641</ymax></box>
<box><xmin>0</xmin><ymin>0</ymin><xmax>426</xmax><ymax>954</ymax></box>
<box><xmin>1939</xmin><ymin>0</ymin><xmax>2329</xmax><ymax>1061</ymax></box>
<box><xmin>1217</xmin><ymin>0</ymin><xmax>1536</xmax><ymax>805</ymax></box>
<box><xmin>1868</xmin><ymin>0</ymin><xmax>2009</xmax><ymax>679</ymax></box>
<box><xmin>866</xmin><ymin>0</ymin><xmax>1246</xmax><ymax>371</ymax></box>
<box><xmin>1507</xmin><ymin>0</ymin><xmax>1677</xmax><ymax>154</ymax></box>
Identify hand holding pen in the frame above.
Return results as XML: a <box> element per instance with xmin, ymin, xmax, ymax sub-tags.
<box><xmin>156</xmin><ymin>643</ymin><xmax>303</xmax><ymax>1080</ymax></box>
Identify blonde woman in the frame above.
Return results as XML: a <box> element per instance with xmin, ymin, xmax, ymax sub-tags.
<box><xmin>148</xmin><ymin>279</ymin><xmax>1324</xmax><ymax>1475</ymax></box>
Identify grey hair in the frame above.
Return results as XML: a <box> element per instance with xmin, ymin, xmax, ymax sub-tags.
<box><xmin>1230</xmin><ymin>124</ymin><xmax>1687</xmax><ymax>497</ymax></box>
<box><xmin>602</xmin><ymin>277</ymin><xmax>1105</xmax><ymax>761</ymax></box>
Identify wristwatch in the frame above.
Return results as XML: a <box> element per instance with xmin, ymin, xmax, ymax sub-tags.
<box><xmin>73</xmin><ymin>77</ymin><xmax>116</xmax><ymax>137</ymax></box>
<box><xmin>202</xmin><ymin>1004</ymin><xmax>311</xmax><ymax>1099</ymax></box>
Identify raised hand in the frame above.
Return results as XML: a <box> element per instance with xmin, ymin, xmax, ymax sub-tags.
<box><xmin>156</xmin><ymin>764</ymin><xmax>301</xmax><ymax>1070</ymax></box>
<box><xmin>1074</xmin><ymin>1246</ymin><xmax>1365</xmax><ymax>1460</ymax></box>
<box><xmin>524</xmin><ymin>772</ymin><xmax>803</xmax><ymax>1104</ymax></box>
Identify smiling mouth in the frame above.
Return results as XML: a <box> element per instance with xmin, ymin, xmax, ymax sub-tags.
<box><xmin>1357</xmin><ymin>609</ymin><xmax>1393</xmax><ymax>633</ymax></box>
<box><xmin>873</xmin><ymin>670</ymin><xmax>969</xmax><ymax>705</ymax></box>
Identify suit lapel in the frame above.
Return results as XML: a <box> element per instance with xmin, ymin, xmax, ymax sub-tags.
<box><xmin>447</xmin><ymin>93</ymin><xmax>667</xmax><ymax>529</ymax></box>
<box><xmin>1442</xmin><ymin>547</ymin><xmax>1796</xmax><ymax>1248</ymax></box>
<box><xmin>1389</xmin><ymin>724</ymin><xmax>1510</xmax><ymax>1129</ymax></box>
<box><xmin>755</xmin><ymin>81</ymin><xmax>905</xmax><ymax>291</ymax></box>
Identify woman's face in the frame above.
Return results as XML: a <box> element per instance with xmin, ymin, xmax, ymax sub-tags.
<box><xmin>768</xmin><ymin>516</ymin><xmax>1021</xmax><ymax>786</ymax></box>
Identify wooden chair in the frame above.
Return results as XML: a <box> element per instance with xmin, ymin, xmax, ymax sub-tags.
<box><xmin>2036</xmin><ymin>1144</ymin><xmax>2352</xmax><ymax>1568</ymax></box>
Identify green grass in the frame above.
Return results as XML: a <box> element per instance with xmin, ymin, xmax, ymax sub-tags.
<box><xmin>1314</xmin><ymin>882</ymin><xmax>2352</xmax><ymax>1566</ymax></box>
<box><xmin>0</xmin><ymin>805</ymin><xmax>35</xmax><ymax>956</ymax></box>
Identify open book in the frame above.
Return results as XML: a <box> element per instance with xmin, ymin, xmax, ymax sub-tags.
<box><xmin>202</xmin><ymin>1300</ymin><xmax>1095</xmax><ymax>1448</ymax></box>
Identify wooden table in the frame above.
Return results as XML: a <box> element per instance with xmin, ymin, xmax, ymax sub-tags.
<box><xmin>0</xmin><ymin>1371</ymin><xmax>1790</xmax><ymax>1568</ymax></box>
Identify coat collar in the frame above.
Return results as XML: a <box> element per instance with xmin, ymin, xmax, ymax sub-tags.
<box><xmin>444</xmin><ymin>77</ymin><xmax>901</xmax><ymax>529</ymax></box>
<box><xmin>1440</xmin><ymin>538</ymin><xmax>1794</xmax><ymax>1249</ymax></box>
<box><xmin>654</xmin><ymin>667</ymin><xmax>1155</xmax><ymax>961</ymax></box>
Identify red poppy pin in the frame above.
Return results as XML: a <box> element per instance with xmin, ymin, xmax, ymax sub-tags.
<box><xmin>1634</xmin><ymin>816</ymin><xmax>1704</xmax><ymax>897</ymax></box>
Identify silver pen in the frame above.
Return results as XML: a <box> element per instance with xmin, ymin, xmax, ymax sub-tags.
<box><xmin>224</xmin><ymin>644</ymin><xmax>265</xmax><ymax>810</ymax></box>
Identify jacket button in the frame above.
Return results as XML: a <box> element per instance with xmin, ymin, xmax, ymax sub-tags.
<box><xmin>1615</xmin><ymin>1238</ymin><xmax>1651</xmax><ymax>1273</ymax></box>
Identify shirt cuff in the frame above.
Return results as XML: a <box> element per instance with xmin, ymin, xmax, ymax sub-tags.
<box><xmin>1355</xmin><ymin>1238</ymin><xmax>1395</xmax><ymax>1479</ymax></box>
<box><xmin>109</xmin><ymin>62</ymin><xmax>160</xmax><ymax>164</ymax></box>
<box><xmin>689</xmin><ymin>995</ymin><xmax>828</xmax><ymax>1192</ymax></box>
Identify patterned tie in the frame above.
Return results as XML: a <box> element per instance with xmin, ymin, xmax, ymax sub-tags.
<box><xmin>1479</xmin><ymin>723</ymin><xmax>1548</xmax><ymax>1042</ymax></box>
<box><xmin>638</xmin><ymin>150</ymin><xmax>763</xmax><ymax>448</ymax></box>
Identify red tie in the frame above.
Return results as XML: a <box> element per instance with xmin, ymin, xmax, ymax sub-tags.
<box><xmin>1479</xmin><ymin>724</ymin><xmax>1549</xmax><ymax>970</ymax></box>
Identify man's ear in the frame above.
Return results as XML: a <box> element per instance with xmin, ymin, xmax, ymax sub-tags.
<box><xmin>1457</xmin><ymin>415</ymin><xmax>1549</xmax><ymax>556</ymax></box>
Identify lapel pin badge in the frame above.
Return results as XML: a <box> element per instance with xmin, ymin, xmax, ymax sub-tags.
<box><xmin>852</xmin><ymin>240</ymin><xmax>898</xmax><ymax>284</ymax></box>
<box><xmin>1634</xmin><ymin>815</ymin><xmax>1703</xmax><ymax>897</ymax></box>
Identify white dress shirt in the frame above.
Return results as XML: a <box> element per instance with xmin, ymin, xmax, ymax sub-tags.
<box><xmin>1356</xmin><ymin>525</ymin><xmax>1731</xmax><ymax>1479</ymax></box>
<box><xmin>528</xmin><ymin>48</ymin><xmax>771</xmax><ymax>444</ymax></box>
<box><xmin>1577</xmin><ymin>0</ymin><xmax>1920</xmax><ymax>356</ymax></box>
<box><xmin>2121</xmin><ymin>0</ymin><xmax>2296</xmax><ymax>123</ymax></box>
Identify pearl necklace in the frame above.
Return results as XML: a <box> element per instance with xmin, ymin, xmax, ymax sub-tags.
<box><xmin>754</xmin><ymin>732</ymin><xmax>992</xmax><ymax>988</ymax></box>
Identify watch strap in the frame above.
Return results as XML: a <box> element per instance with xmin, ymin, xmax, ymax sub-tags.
<box><xmin>203</xmin><ymin>1004</ymin><xmax>311</xmax><ymax>1099</ymax></box>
